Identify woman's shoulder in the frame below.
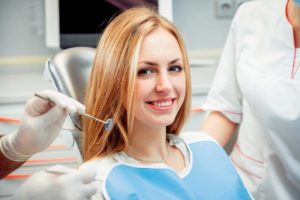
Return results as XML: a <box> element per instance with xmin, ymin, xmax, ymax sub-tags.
<box><xmin>177</xmin><ymin>131</ymin><xmax>221</xmax><ymax>146</ymax></box>
<box><xmin>82</xmin><ymin>155</ymin><xmax>117</xmax><ymax>167</ymax></box>
<box><xmin>80</xmin><ymin>156</ymin><xmax>119</xmax><ymax>181</ymax></box>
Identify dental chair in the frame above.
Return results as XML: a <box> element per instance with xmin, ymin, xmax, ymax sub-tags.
<box><xmin>44</xmin><ymin>47</ymin><xmax>96</xmax><ymax>153</ymax></box>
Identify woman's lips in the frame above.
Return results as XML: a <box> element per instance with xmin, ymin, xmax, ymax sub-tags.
<box><xmin>146</xmin><ymin>98</ymin><xmax>176</xmax><ymax>111</ymax></box>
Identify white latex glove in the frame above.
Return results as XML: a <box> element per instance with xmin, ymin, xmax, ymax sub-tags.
<box><xmin>0</xmin><ymin>90</ymin><xmax>85</xmax><ymax>161</ymax></box>
<box><xmin>12</xmin><ymin>165</ymin><xmax>98</xmax><ymax>200</ymax></box>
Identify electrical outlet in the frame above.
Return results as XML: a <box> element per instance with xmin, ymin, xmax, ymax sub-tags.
<box><xmin>215</xmin><ymin>0</ymin><xmax>235</xmax><ymax>18</ymax></box>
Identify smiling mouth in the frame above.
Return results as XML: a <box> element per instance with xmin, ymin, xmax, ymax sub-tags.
<box><xmin>147</xmin><ymin>98</ymin><xmax>176</xmax><ymax>108</ymax></box>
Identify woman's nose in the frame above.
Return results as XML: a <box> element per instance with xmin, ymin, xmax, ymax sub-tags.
<box><xmin>155</xmin><ymin>72</ymin><xmax>172</xmax><ymax>93</ymax></box>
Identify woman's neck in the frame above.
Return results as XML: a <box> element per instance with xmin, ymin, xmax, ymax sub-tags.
<box><xmin>125</xmin><ymin>122</ymin><xmax>168</xmax><ymax>162</ymax></box>
<box><xmin>288</xmin><ymin>0</ymin><xmax>300</xmax><ymax>47</ymax></box>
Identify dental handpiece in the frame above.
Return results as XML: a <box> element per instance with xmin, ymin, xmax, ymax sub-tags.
<box><xmin>34</xmin><ymin>93</ymin><xmax>114</xmax><ymax>131</ymax></box>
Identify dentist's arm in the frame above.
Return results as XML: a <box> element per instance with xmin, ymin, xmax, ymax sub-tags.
<box><xmin>201</xmin><ymin>111</ymin><xmax>237</xmax><ymax>146</ymax></box>
<box><xmin>0</xmin><ymin>146</ymin><xmax>25</xmax><ymax>179</ymax></box>
<box><xmin>0</xmin><ymin>90</ymin><xmax>85</xmax><ymax>179</ymax></box>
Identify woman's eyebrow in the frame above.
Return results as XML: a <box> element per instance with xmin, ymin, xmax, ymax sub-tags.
<box><xmin>138</xmin><ymin>61</ymin><xmax>157</xmax><ymax>66</ymax></box>
<box><xmin>138</xmin><ymin>58</ymin><xmax>182</xmax><ymax>65</ymax></box>
<box><xmin>169</xmin><ymin>58</ymin><xmax>182</xmax><ymax>65</ymax></box>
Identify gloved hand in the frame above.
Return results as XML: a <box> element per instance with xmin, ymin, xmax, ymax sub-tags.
<box><xmin>0</xmin><ymin>90</ymin><xmax>85</xmax><ymax>161</ymax></box>
<box><xmin>12</xmin><ymin>165</ymin><xmax>98</xmax><ymax>200</ymax></box>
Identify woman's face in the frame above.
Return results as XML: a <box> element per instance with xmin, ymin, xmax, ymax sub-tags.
<box><xmin>133</xmin><ymin>28</ymin><xmax>186</xmax><ymax>128</ymax></box>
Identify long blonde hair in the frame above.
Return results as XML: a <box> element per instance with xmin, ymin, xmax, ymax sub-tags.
<box><xmin>83</xmin><ymin>7</ymin><xmax>191</xmax><ymax>161</ymax></box>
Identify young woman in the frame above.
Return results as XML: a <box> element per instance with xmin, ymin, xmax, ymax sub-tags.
<box><xmin>81</xmin><ymin>7</ymin><xmax>251</xmax><ymax>200</ymax></box>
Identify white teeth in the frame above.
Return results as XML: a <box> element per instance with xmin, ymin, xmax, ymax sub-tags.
<box><xmin>153</xmin><ymin>100</ymin><xmax>172</xmax><ymax>107</ymax></box>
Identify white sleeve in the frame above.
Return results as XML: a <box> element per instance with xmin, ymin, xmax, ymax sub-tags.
<box><xmin>201</xmin><ymin>9</ymin><xmax>243</xmax><ymax>124</ymax></box>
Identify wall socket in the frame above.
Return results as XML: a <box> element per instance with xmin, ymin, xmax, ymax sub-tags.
<box><xmin>215</xmin><ymin>0</ymin><xmax>249</xmax><ymax>18</ymax></box>
<box><xmin>215</xmin><ymin>0</ymin><xmax>235</xmax><ymax>18</ymax></box>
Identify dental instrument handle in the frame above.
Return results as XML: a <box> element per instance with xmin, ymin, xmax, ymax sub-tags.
<box><xmin>33</xmin><ymin>93</ymin><xmax>114</xmax><ymax>131</ymax></box>
<box><xmin>80</xmin><ymin>112</ymin><xmax>106</xmax><ymax>124</ymax></box>
<box><xmin>34</xmin><ymin>93</ymin><xmax>55</xmax><ymax>104</ymax></box>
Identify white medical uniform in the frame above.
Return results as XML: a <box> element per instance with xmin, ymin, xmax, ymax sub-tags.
<box><xmin>202</xmin><ymin>0</ymin><xmax>300</xmax><ymax>199</ymax></box>
<box><xmin>82</xmin><ymin>132</ymin><xmax>251</xmax><ymax>200</ymax></box>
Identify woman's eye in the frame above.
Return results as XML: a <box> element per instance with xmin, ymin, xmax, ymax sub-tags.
<box><xmin>137</xmin><ymin>68</ymin><xmax>153</xmax><ymax>76</ymax></box>
<box><xmin>169</xmin><ymin>65</ymin><xmax>183</xmax><ymax>72</ymax></box>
